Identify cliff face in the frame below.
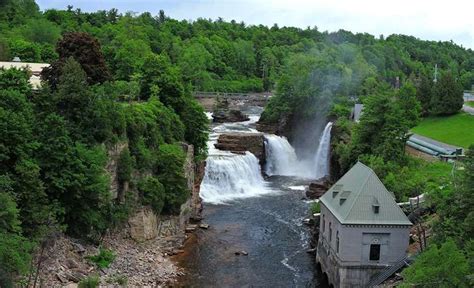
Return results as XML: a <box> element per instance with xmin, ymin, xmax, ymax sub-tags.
<box><xmin>214</xmin><ymin>133</ymin><xmax>266</xmax><ymax>165</ymax></box>
<box><xmin>127</xmin><ymin>143</ymin><xmax>204</xmax><ymax>242</ymax></box>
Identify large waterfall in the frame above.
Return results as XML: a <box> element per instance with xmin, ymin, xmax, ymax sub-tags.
<box><xmin>313</xmin><ymin>122</ymin><xmax>333</xmax><ymax>179</ymax></box>
<box><xmin>264</xmin><ymin>122</ymin><xmax>333</xmax><ymax>179</ymax></box>
<box><xmin>200</xmin><ymin>152</ymin><xmax>270</xmax><ymax>204</ymax></box>
<box><xmin>264</xmin><ymin>135</ymin><xmax>310</xmax><ymax>177</ymax></box>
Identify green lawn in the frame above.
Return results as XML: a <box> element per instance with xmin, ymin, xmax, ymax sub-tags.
<box><xmin>411</xmin><ymin>112</ymin><xmax>474</xmax><ymax>148</ymax></box>
<box><xmin>466</xmin><ymin>101</ymin><xmax>474</xmax><ymax>108</ymax></box>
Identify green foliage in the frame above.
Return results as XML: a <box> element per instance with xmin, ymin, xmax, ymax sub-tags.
<box><xmin>0</xmin><ymin>232</ymin><xmax>33</xmax><ymax>277</ymax></box>
<box><xmin>117</xmin><ymin>148</ymin><xmax>133</xmax><ymax>183</ymax></box>
<box><xmin>0</xmin><ymin>67</ymin><xmax>31</xmax><ymax>94</ymax></box>
<box><xmin>155</xmin><ymin>144</ymin><xmax>189</xmax><ymax>214</ymax></box>
<box><xmin>78</xmin><ymin>274</ymin><xmax>100</xmax><ymax>288</ymax></box>
<box><xmin>86</xmin><ymin>247</ymin><xmax>116</xmax><ymax>269</ymax></box>
<box><xmin>310</xmin><ymin>202</ymin><xmax>321</xmax><ymax>214</ymax></box>
<box><xmin>401</xmin><ymin>239</ymin><xmax>470</xmax><ymax>288</ymax></box>
<box><xmin>138</xmin><ymin>176</ymin><xmax>165</xmax><ymax>215</ymax></box>
<box><xmin>430</xmin><ymin>72</ymin><xmax>464</xmax><ymax>115</ymax></box>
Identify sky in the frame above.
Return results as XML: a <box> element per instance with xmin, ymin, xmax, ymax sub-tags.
<box><xmin>36</xmin><ymin>0</ymin><xmax>474</xmax><ymax>49</ymax></box>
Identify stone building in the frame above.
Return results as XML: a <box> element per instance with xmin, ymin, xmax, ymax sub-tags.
<box><xmin>316</xmin><ymin>162</ymin><xmax>412</xmax><ymax>287</ymax></box>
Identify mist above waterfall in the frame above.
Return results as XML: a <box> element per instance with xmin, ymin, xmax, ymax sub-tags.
<box><xmin>264</xmin><ymin>123</ymin><xmax>332</xmax><ymax>179</ymax></box>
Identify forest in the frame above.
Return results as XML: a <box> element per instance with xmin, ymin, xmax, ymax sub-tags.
<box><xmin>0</xmin><ymin>0</ymin><xmax>473</xmax><ymax>286</ymax></box>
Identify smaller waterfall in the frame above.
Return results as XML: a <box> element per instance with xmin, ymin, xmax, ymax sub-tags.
<box><xmin>313</xmin><ymin>122</ymin><xmax>333</xmax><ymax>179</ymax></box>
<box><xmin>264</xmin><ymin>135</ymin><xmax>299</xmax><ymax>176</ymax></box>
<box><xmin>200</xmin><ymin>152</ymin><xmax>271</xmax><ymax>204</ymax></box>
<box><xmin>264</xmin><ymin>135</ymin><xmax>316</xmax><ymax>178</ymax></box>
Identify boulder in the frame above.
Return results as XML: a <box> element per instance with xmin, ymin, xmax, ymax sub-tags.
<box><xmin>214</xmin><ymin>133</ymin><xmax>265</xmax><ymax>164</ymax></box>
<box><xmin>305</xmin><ymin>178</ymin><xmax>331</xmax><ymax>199</ymax></box>
<box><xmin>212</xmin><ymin>109</ymin><xmax>250</xmax><ymax>123</ymax></box>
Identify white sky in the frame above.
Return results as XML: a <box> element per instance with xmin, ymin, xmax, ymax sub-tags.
<box><xmin>37</xmin><ymin>0</ymin><xmax>474</xmax><ymax>49</ymax></box>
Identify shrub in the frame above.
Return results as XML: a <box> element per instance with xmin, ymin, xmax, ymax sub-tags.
<box><xmin>138</xmin><ymin>176</ymin><xmax>165</xmax><ymax>215</ymax></box>
<box><xmin>117</xmin><ymin>148</ymin><xmax>133</xmax><ymax>183</ymax></box>
<box><xmin>310</xmin><ymin>202</ymin><xmax>321</xmax><ymax>214</ymax></box>
<box><xmin>78</xmin><ymin>275</ymin><xmax>100</xmax><ymax>288</ymax></box>
<box><xmin>86</xmin><ymin>247</ymin><xmax>115</xmax><ymax>269</ymax></box>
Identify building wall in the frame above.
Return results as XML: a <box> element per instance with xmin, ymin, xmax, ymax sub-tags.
<box><xmin>318</xmin><ymin>203</ymin><xmax>411</xmax><ymax>287</ymax></box>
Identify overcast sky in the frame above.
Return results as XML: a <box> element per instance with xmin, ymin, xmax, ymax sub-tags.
<box><xmin>37</xmin><ymin>0</ymin><xmax>474</xmax><ymax>49</ymax></box>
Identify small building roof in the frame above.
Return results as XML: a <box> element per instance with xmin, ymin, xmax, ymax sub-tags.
<box><xmin>0</xmin><ymin>61</ymin><xmax>50</xmax><ymax>89</ymax></box>
<box><xmin>320</xmin><ymin>162</ymin><xmax>412</xmax><ymax>226</ymax></box>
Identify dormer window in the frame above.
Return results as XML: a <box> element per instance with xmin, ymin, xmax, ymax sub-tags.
<box><xmin>339</xmin><ymin>191</ymin><xmax>350</xmax><ymax>205</ymax></box>
<box><xmin>332</xmin><ymin>184</ymin><xmax>343</xmax><ymax>198</ymax></box>
<box><xmin>372</xmin><ymin>197</ymin><xmax>380</xmax><ymax>214</ymax></box>
<box><xmin>373</xmin><ymin>205</ymin><xmax>380</xmax><ymax>214</ymax></box>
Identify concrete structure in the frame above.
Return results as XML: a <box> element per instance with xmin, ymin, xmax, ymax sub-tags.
<box><xmin>0</xmin><ymin>61</ymin><xmax>50</xmax><ymax>89</ymax></box>
<box><xmin>316</xmin><ymin>162</ymin><xmax>412</xmax><ymax>287</ymax></box>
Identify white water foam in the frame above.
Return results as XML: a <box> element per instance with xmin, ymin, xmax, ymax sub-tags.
<box><xmin>264</xmin><ymin>122</ymin><xmax>333</xmax><ymax>179</ymax></box>
<box><xmin>200</xmin><ymin>152</ymin><xmax>272</xmax><ymax>204</ymax></box>
<box><xmin>313</xmin><ymin>122</ymin><xmax>333</xmax><ymax>179</ymax></box>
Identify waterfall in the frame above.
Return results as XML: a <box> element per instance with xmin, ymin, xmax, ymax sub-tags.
<box><xmin>313</xmin><ymin>122</ymin><xmax>333</xmax><ymax>179</ymax></box>
<box><xmin>264</xmin><ymin>122</ymin><xmax>333</xmax><ymax>179</ymax></box>
<box><xmin>200</xmin><ymin>152</ymin><xmax>271</xmax><ymax>204</ymax></box>
<box><xmin>264</xmin><ymin>135</ymin><xmax>302</xmax><ymax>177</ymax></box>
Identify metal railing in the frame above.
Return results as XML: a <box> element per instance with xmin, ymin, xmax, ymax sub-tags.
<box><xmin>367</xmin><ymin>256</ymin><xmax>409</xmax><ymax>287</ymax></box>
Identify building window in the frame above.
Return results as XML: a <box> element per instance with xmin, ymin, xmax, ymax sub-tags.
<box><xmin>329</xmin><ymin>222</ymin><xmax>332</xmax><ymax>242</ymax></box>
<box><xmin>336</xmin><ymin>231</ymin><xmax>340</xmax><ymax>253</ymax></box>
<box><xmin>369</xmin><ymin>244</ymin><xmax>381</xmax><ymax>261</ymax></box>
<box><xmin>322</xmin><ymin>215</ymin><xmax>325</xmax><ymax>233</ymax></box>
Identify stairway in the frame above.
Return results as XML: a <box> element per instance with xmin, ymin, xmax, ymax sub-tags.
<box><xmin>367</xmin><ymin>256</ymin><xmax>409</xmax><ymax>287</ymax></box>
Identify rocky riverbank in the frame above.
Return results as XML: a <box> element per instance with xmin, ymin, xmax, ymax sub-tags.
<box><xmin>214</xmin><ymin>132</ymin><xmax>266</xmax><ymax>165</ymax></box>
<box><xmin>36</xmin><ymin>232</ymin><xmax>183</xmax><ymax>287</ymax></box>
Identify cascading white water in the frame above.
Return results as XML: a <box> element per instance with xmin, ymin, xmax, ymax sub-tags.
<box><xmin>264</xmin><ymin>122</ymin><xmax>333</xmax><ymax>179</ymax></box>
<box><xmin>264</xmin><ymin>135</ymin><xmax>305</xmax><ymax>177</ymax></box>
<box><xmin>313</xmin><ymin>122</ymin><xmax>333</xmax><ymax>179</ymax></box>
<box><xmin>200</xmin><ymin>152</ymin><xmax>270</xmax><ymax>204</ymax></box>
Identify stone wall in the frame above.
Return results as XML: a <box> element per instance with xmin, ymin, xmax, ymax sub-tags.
<box><xmin>129</xmin><ymin>206</ymin><xmax>159</xmax><ymax>242</ymax></box>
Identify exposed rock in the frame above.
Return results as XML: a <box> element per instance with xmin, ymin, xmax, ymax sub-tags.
<box><xmin>235</xmin><ymin>250</ymin><xmax>248</xmax><ymax>256</ymax></box>
<box><xmin>199</xmin><ymin>223</ymin><xmax>209</xmax><ymax>229</ymax></box>
<box><xmin>214</xmin><ymin>133</ymin><xmax>265</xmax><ymax>164</ymax></box>
<box><xmin>128</xmin><ymin>207</ymin><xmax>158</xmax><ymax>242</ymax></box>
<box><xmin>305</xmin><ymin>178</ymin><xmax>331</xmax><ymax>199</ymax></box>
<box><xmin>213</xmin><ymin>109</ymin><xmax>250</xmax><ymax>123</ymax></box>
<box><xmin>106</xmin><ymin>141</ymin><xmax>129</xmax><ymax>201</ymax></box>
<box><xmin>256</xmin><ymin>116</ymin><xmax>290</xmax><ymax>137</ymax></box>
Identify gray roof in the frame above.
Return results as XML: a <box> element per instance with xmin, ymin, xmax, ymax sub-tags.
<box><xmin>320</xmin><ymin>162</ymin><xmax>412</xmax><ymax>226</ymax></box>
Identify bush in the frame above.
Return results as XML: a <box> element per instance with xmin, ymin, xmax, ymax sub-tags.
<box><xmin>155</xmin><ymin>144</ymin><xmax>189</xmax><ymax>214</ymax></box>
<box><xmin>310</xmin><ymin>202</ymin><xmax>321</xmax><ymax>214</ymax></box>
<box><xmin>86</xmin><ymin>247</ymin><xmax>116</xmax><ymax>269</ymax></box>
<box><xmin>138</xmin><ymin>176</ymin><xmax>165</xmax><ymax>215</ymax></box>
<box><xmin>117</xmin><ymin>148</ymin><xmax>133</xmax><ymax>183</ymax></box>
<box><xmin>78</xmin><ymin>275</ymin><xmax>100</xmax><ymax>288</ymax></box>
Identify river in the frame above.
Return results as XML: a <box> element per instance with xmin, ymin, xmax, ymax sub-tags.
<box><xmin>175</xmin><ymin>107</ymin><xmax>330</xmax><ymax>287</ymax></box>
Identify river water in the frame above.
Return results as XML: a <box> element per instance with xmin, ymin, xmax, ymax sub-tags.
<box><xmin>176</xmin><ymin>107</ymin><xmax>330</xmax><ymax>287</ymax></box>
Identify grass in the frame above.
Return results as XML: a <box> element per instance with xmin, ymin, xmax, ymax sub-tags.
<box><xmin>411</xmin><ymin>112</ymin><xmax>474</xmax><ymax>148</ymax></box>
<box><xmin>466</xmin><ymin>101</ymin><xmax>474</xmax><ymax>108</ymax></box>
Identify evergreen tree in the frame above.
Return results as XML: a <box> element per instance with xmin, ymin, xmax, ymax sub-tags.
<box><xmin>416</xmin><ymin>74</ymin><xmax>433</xmax><ymax>116</ymax></box>
<box><xmin>430</xmin><ymin>72</ymin><xmax>463</xmax><ymax>115</ymax></box>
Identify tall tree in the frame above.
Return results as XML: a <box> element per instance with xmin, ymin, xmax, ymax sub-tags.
<box><xmin>41</xmin><ymin>32</ymin><xmax>110</xmax><ymax>89</ymax></box>
<box><xmin>430</xmin><ymin>72</ymin><xmax>463</xmax><ymax>115</ymax></box>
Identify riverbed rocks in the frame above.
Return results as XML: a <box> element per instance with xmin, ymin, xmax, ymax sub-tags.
<box><xmin>36</xmin><ymin>233</ymin><xmax>182</xmax><ymax>287</ymax></box>
<box><xmin>214</xmin><ymin>132</ymin><xmax>265</xmax><ymax>164</ymax></box>
<box><xmin>213</xmin><ymin>109</ymin><xmax>250</xmax><ymax>123</ymax></box>
<box><xmin>305</xmin><ymin>177</ymin><xmax>331</xmax><ymax>199</ymax></box>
